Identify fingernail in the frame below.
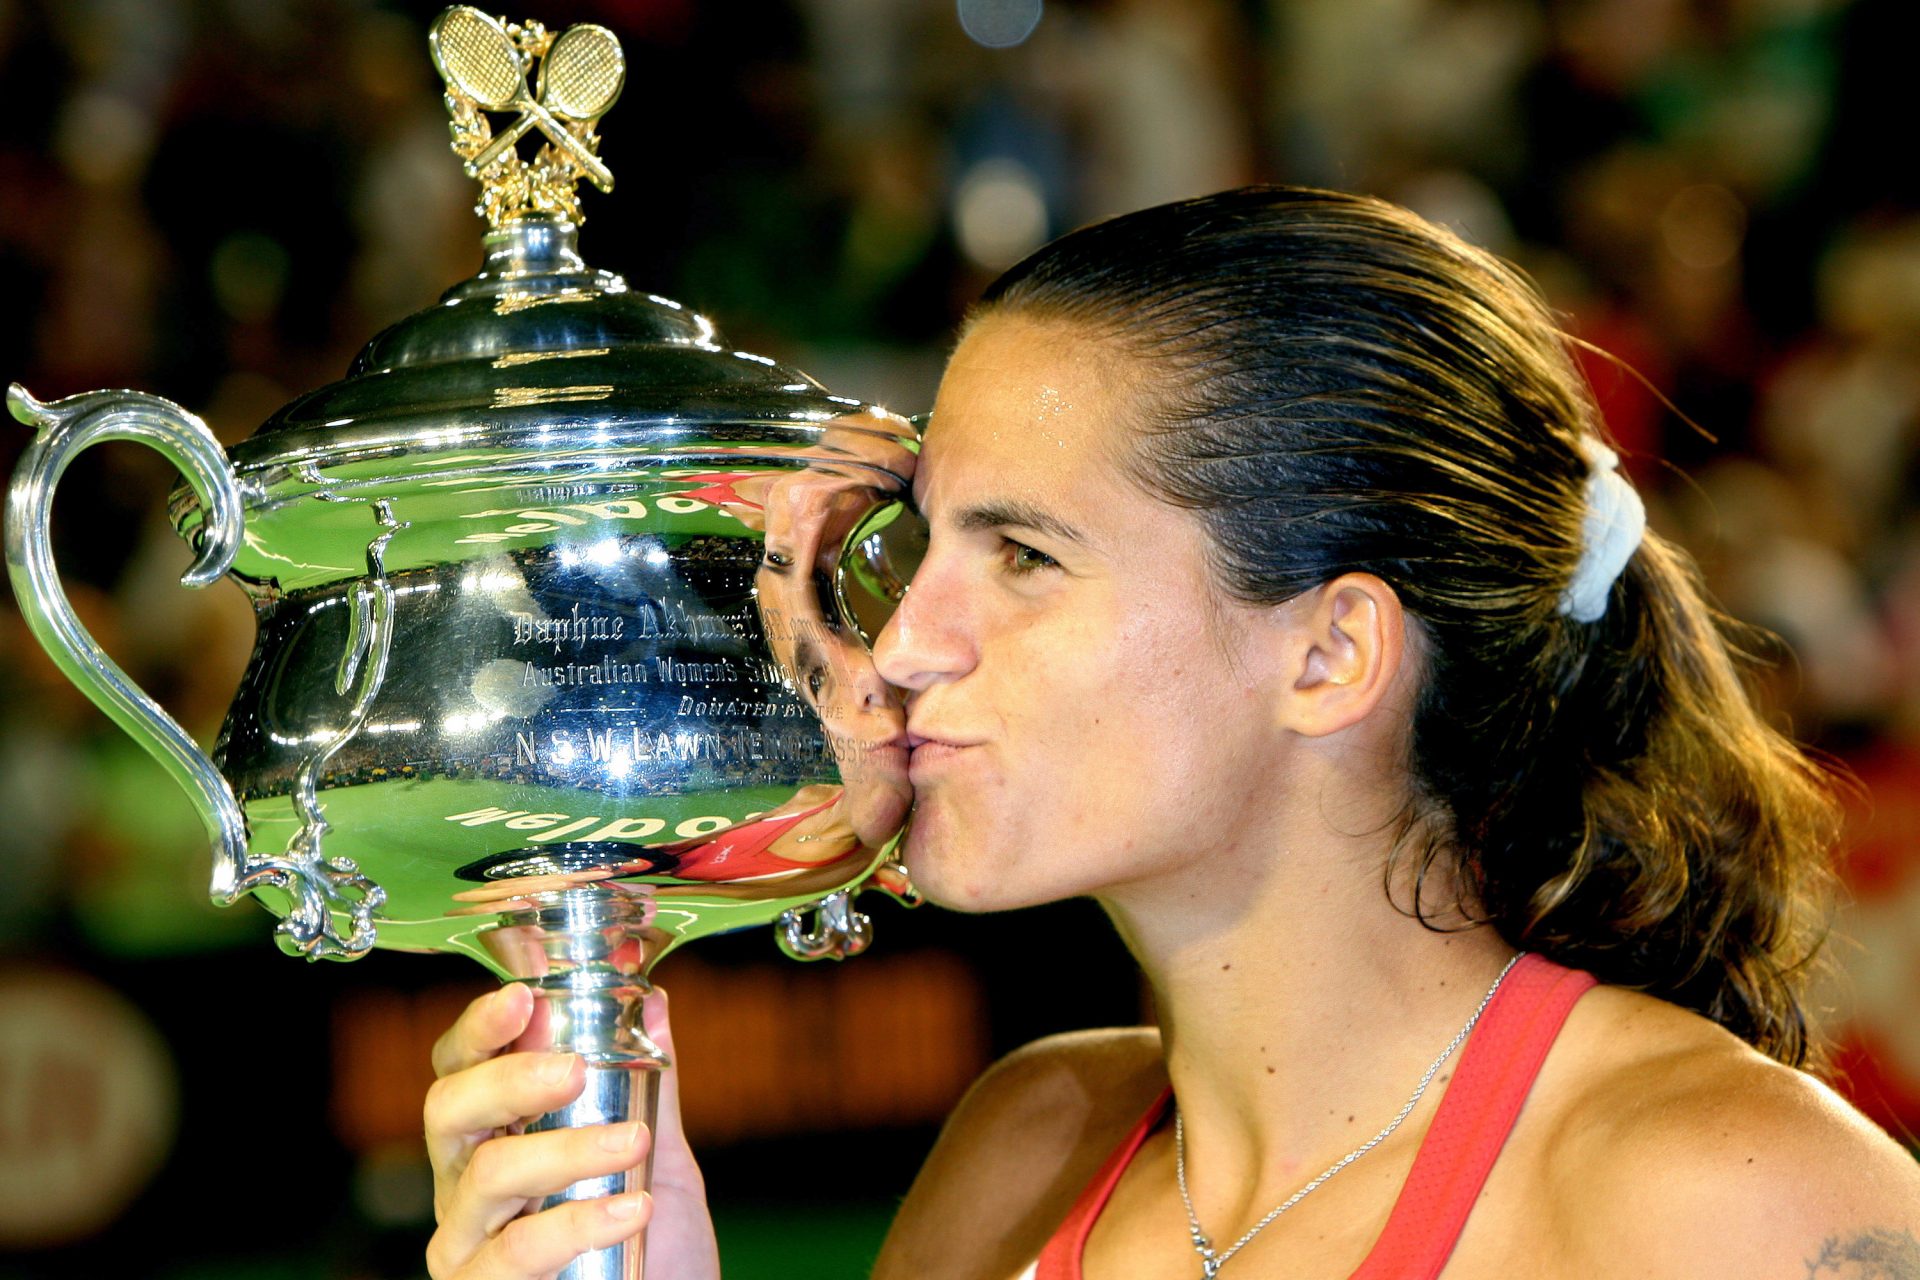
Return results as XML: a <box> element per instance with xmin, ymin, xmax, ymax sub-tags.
<box><xmin>606</xmin><ymin>1191</ymin><xmax>648</xmax><ymax>1221</ymax></box>
<box><xmin>597</xmin><ymin>1121</ymin><xmax>640</xmax><ymax>1152</ymax></box>
<box><xmin>539</xmin><ymin>1053</ymin><xmax>578</xmax><ymax>1085</ymax></box>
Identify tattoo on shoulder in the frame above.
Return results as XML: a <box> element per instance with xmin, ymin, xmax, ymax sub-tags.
<box><xmin>1805</xmin><ymin>1228</ymin><xmax>1920</xmax><ymax>1279</ymax></box>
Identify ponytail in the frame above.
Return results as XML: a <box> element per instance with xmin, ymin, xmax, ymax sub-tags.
<box><xmin>1422</xmin><ymin>531</ymin><xmax>1843</xmax><ymax>1067</ymax></box>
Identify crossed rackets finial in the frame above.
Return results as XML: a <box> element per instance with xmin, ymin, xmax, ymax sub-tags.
<box><xmin>429</xmin><ymin>7</ymin><xmax>626</xmax><ymax>223</ymax></box>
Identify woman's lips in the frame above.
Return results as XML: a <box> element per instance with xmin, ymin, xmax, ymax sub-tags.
<box><xmin>832</xmin><ymin>735</ymin><xmax>909</xmax><ymax>782</ymax></box>
<box><xmin>906</xmin><ymin>730</ymin><xmax>975</xmax><ymax>777</ymax></box>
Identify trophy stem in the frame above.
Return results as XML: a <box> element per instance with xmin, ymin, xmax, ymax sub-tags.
<box><xmin>529</xmin><ymin>1058</ymin><xmax>662</xmax><ymax>1280</ymax></box>
<box><xmin>491</xmin><ymin>887</ymin><xmax>669</xmax><ymax>1280</ymax></box>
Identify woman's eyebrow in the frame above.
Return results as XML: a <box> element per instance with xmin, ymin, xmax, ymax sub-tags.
<box><xmin>954</xmin><ymin>499</ymin><xmax>1087</xmax><ymax>545</ymax></box>
<box><xmin>792</xmin><ymin>637</ymin><xmax>828</xmax><ymax>684</ymax></box>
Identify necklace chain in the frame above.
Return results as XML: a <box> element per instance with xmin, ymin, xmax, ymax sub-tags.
<box><xmin>1174</xmin><ymin>951</ymin><xmax>1525</xmax><ymax>1278</ymax></box>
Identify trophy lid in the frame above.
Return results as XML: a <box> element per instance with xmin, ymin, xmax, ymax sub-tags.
<box><xmin>223</xmin><ymin>7</ymin><xmax>898</xmax><ymax>481</ymax></box>
<box><xmin>233</xmin><ymin>217</ymin><xmax>873</xmax><ymax>471</ymax></box>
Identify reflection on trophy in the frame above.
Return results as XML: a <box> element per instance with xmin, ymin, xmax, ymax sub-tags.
<box><xmin>4</xmin><ymin>9</ymin><xmax>924</xmax><ymax>1278</ymax></box>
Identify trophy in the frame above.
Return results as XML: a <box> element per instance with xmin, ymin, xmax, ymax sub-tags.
<box><xmin>5</xmin><ymin>9</ymin><xmax>924</xmax><ymax>1277</ymax></box>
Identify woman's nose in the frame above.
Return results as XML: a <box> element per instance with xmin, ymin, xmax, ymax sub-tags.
<box><xmin>872</xmin><ymin>559</ymin><xmax>972</xmax><ymax>692</ymax></box>
<box><xmin>845</xmin><ymin>643</ymin><xmax>903</xmax><ymax>715</ymax></box>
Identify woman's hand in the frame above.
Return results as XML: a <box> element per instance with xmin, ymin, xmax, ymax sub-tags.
<box><xmin>424</xmin><ymin>984</ymin><xmax>720</xmax><ymax>1279</ymax></box>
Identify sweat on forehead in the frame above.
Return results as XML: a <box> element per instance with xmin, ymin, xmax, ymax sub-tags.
<box><xmin>930</xmin><ymin>310</ymin><xmax>1170</xmax><ymax>481</ymax></box>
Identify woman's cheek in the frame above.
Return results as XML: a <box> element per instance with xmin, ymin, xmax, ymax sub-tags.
<box><xmin>851</xmin><ymin>774</ymin><xmax>911</xmax><ymax>848</ymax></box>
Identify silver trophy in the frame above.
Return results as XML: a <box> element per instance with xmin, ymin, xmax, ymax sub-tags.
<box><xmin>5</xmin><ymin>9</ymin><xmax>922</xmax><ymax>1278</ymax></box>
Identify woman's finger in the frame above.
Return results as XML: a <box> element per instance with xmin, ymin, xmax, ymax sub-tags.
<box><xmin>638</xmin><ymin>987</ymin><xmax>722</xmax><ymax>1279</ymax></box>
<box><xmin>432</xmin><ymin>984</ymin><xmax>536</xmax><ymax>1078</ymax></box>
<box><xmin>643</xmin><ymin>989</ymin><xmax>677</xmax><ymax>1099</ymax></box>
<box><xmin>511</xmin><ymin>983</ymin><xmax>556</xmax><ymax>1055</ymax></box>
<box><xmin>640</xmin><ymin>988</ymin><xmax>709</xmax><ymax>1203</ymax></box>
<box><xmin>425</xmin><ymin>1051</ymin><xmax>584</xmax><ymax>1182</ymax></box>
<box><xmin>427</xmin><ymin>1188</ymin><xmax>651</xmax><ymax>1280</ymax></box>
<box><xmin>434</xmin><ymin>1121</ymin><xmax>651</xmax><ymax>1265</ymax></box>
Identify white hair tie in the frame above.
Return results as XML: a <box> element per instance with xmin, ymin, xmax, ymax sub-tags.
<box><xmin>1557</xmin><ymin>436</ymin><xmax>1645</xmax><ymax>623</ymax></box>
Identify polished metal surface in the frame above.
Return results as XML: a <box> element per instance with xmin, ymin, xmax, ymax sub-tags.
<box><xmin>4</xmin><ymin>10</ymin><xmax>925</xmax><ymax>1276</ymax></box>
<box><xmin>539</xmin><ymin>1065</ymin><xmax>659</xmax><ymax>1280</ymax></box>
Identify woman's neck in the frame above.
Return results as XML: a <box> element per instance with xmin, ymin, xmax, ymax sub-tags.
<box><xmin>1097</xmin><ymin>828</ymin><xmax>1518</xmax><ymax>1212</ymax></box>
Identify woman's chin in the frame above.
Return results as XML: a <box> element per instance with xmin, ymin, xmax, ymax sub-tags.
<box><xmin>846</xmin><ymin>776</ymin><xmax>913</xmax><ymax>850</ymax></box>
<box><xmin>909</xmin><ymin>875</ymin><xmax>999</xmax><ymax>914</ymax></box>
<box><xmin>900</xmin><ymin>829</ymin><xmax>1029</xmax><ymax>913</ymax></box>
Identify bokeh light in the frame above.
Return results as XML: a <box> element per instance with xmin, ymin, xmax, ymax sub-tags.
<box><xmin>957</xmin><ymin>0</ymin><xmax>1043</xmax><ymax>49</ymax></box>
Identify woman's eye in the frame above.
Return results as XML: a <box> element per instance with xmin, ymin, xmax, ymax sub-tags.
<box><xmin>806</xmin><ymin>668</ymin><xmax>828</xmax><ymax>698</ymax></box>
<box><xmin>1002</xmin><ymin>538</ymin><xmax>1059</xmax><ymax>575</ymax></box>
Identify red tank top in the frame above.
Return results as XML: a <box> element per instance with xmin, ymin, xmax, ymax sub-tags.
<box><xmin>1032</xmin><ymin>953</ymin><xmax>1597</xmax><ymax>1280</ymax></box>
<box><xmin>667</xmin><ymin>470</ymin><xmax>765</xmax><ymax>512</ymax></box>
<box><xmin>665</xmin><ymin>796</ymin><xmax>840</xmax><ymax>881</ymax></box>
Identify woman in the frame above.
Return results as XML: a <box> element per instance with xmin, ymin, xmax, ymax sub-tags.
<box><xmin>422</xmin><ymin>188</ymin><xmax>1920</xmax><ymax>1280</ymax></box>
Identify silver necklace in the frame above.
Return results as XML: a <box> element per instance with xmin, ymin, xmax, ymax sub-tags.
<box><xmin>1174</xmin><ymin>950</ymin><xmax>1525</xmax><ymax>1279</ymax></box>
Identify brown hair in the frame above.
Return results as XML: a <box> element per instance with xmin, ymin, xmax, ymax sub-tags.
<box><xmin>978</xmin><ymin>186</ymin><xmax>1844</xmax><ymax>1066</ymax></box>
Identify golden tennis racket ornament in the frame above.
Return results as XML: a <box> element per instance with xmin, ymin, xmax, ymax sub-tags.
<box><xmin>430</xmin><ymin>7</ymin><xmax>626</xmax><ymax>224</ymax></box>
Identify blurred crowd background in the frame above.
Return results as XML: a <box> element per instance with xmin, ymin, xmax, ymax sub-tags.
<box><xmin>3</xmin><ymin>0</ymin><xmax>1918</xmax><ymax>1275</ymax></box>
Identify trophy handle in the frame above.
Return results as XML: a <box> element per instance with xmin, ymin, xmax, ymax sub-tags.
<box><xmin>4</xmin><ymin>383</ymin><xmax>382</xmax><ymax>960</ymax></box>
<box><xmin>776</xmin><ymin>889</ymin><xmax>874</xmax><ymax>961</ymax></box>
<box><xmin>5</xmin><ymin>382</ymin><xmax>249</xmax><ymax>862</ymax></box>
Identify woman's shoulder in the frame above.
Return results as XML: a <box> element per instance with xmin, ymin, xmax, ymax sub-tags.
<box><xmin>872</xmin><ymin>1026</ymin><xmax>1167</xmax><ymax>1280</ymax></box>
<box><xmin>1518</xmin><ymin>985</ymin><xmax>1920</xmax><ymax>1279</ymax></box>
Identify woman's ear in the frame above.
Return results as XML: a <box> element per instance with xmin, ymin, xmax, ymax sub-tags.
<box><xmin>1268</xmin><ymin>573</ymin><xmax>1409</xmax><ymax>738</ymax></box>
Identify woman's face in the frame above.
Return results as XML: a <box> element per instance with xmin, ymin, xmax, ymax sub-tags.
<box><xmin>873</xmin><ymin>312</ymin><xmax>1288</xmax><ymax>911</ymax></box>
